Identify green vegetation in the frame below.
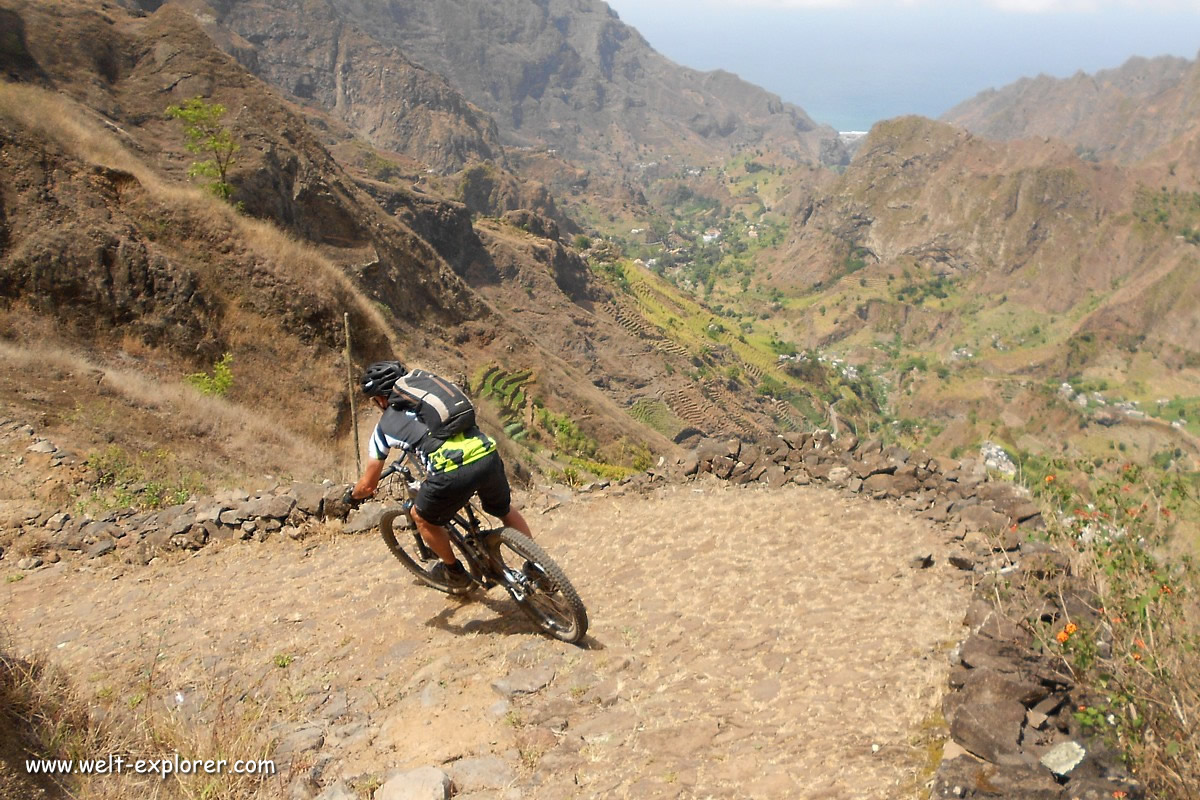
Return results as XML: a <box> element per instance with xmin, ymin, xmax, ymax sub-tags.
<box><xmin>629</xmin><ymin>399</ymin><xmax>687</xmax><ymax>438</ymax></box>
<box><xmin>1148</xmin><ymin>396</ymin><xmax>1199</xmax><ymax>437</ymax></box>
<box><xmin>185</xmin><ymin>352</ymin><xmax>234</xmax><ymax>396</ymax></box>
<box><xmin>895</xmin><ymin>276</ymin><xmax>955</xmax><ymax>305</ymax></box>
<box><xmin>1133</xmin><ymin>186</ymin><xmax>1200</xmax><ymax>239</ymax></box>
<box><xmin>81</xmin><ymin>445</ymin><xmax>203</xmax><ymax>512</ymax></box>
<box><xmin>363</xmin><ymin>151</ymin><xmax>403</xmax><ymax>182</ymax></box>
<box><xmin>165</xmin><ymin>97</ymin><xmax>239</xmax><ymax>200</ymax></box>
<box><xmin>536</xmin><ymin>407</ymin><xmax>597</xmax><ymax>458</ymax></box>
<box><xmin>1017</xmin><ymin>458</ymin><xmax>1200</xmax><ymax>795</ymax></box>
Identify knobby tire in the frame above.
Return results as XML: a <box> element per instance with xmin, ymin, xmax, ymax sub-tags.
<box><xmin>494</xmin><ymin>527</ymin><xmax>588</xmax><ymax>644</ymax></box>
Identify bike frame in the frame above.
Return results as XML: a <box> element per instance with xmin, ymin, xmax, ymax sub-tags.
<box><xmin>378</xmin><ymin>454</ymin><xmax>516</xmax><ymax>593</ymax></box>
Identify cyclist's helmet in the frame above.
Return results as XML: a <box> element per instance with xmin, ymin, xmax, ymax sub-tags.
<box><xmin>361</xmin><ymin>360</ymin><xmax>407</xmax><ymax>397</ymax></box>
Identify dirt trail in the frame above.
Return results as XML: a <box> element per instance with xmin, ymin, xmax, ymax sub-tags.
<box><xmin>2</xmin><ymin>481</ymin><xmax>970</xmax><ymax>799</ymax></box>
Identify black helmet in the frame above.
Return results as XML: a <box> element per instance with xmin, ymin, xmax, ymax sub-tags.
<box><xmin>361</xmin><ymin>360</ymin><xmax>407</xmax><ymax>397</ymax></box>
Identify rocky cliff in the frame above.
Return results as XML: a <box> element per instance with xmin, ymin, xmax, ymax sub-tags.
<box><xmin>187</xmin><ymin>0</ymin><xmax>844</xmax><ymax>175</ymax></box>
<box><xmin>943</xmin><ymin>53</ymin><xmax>1200</xmax><ymax>165</ymax></box>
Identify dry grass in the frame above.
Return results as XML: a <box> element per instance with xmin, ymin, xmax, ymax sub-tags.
<box><xmin>0</xmin><ymin>80</ymin><xmax>396</xmax><ymax>351</ymax></box>
<box><xmin>0</xmin><ymin>634</ymin><xmax>281</xmax><ymax>800</ymax></box>
<box><xmin>0</xmin><ymin>339</ymin><xmax>349</xmax><ymax>488</ymax></box>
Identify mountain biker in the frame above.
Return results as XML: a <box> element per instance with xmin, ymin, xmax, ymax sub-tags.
<box><xmin>346</xmin><ymin>360</ymin><xmax>534</xmax><ymax>589</ymax></box>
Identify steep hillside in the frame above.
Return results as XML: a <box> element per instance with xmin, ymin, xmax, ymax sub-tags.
<box><xmin>745</xmin><ymin>116</ymin><xmax>1200</xmax><ymax>469</ymax></box>
<box><xmin>183</xmin><ymin>0</ymin><xmax>845</xmax><ymax>180</ymax></box>
<box><xmin>3</xmin><ymin>0</ymin><xmax>867</xmax><ymax>508</ymax></box>
<box><xmin>943</xmin><ymin>53</ymin><xmax>1200</xmax><ymax>164</ymax></box>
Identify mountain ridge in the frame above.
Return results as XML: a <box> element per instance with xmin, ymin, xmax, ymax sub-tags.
<box><xmin>943</xmin><ymin>51</ymin><xmax>1200</xmax><ymax>165</ymax></box>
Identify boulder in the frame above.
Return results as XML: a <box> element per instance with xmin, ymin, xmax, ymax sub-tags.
<box><xmin>291</xmin><ymin>483</ymin><xmax>327</xmax><ymax>515</ymax></box>
<box><xmin>759</xmin><ymin>466</ymin><xmax>788</xmax><ymax>487</ymax></box>
<box><xmin>447</xmin><ymin>756</ymin><xmax>516</xmax><ymax>793</ymax></box>
<box><xmin>832</xmin><ymin>434</ymin><xmax>859</xmax><ymax>453</ymax></box>
<box><xmin>322</xmin><ymin>485</ymin><xmax>354</xmax><ymax>519</ymax></box>
<box><xmin>960</xmin><ymin>504</ymin><xmax>1011</xmax><ymax>533</ymax></box>
<box><xmin>711</xmin><ymin>456</ymin><xmax>736</xmax><ymax>480</ymax></box>
<box><xmin>933</xmin><ymin>757</ymin><xmax>1060</xmax><ymax>800</ymax></box>
<box><xmin>375</xmin><ymin>767</ymin><xmax>450</xmax><ymax>800</ymax></box>
<box><xmin>246</xmin><ymin>494</ymin><xmax>296</xmax><ymax>520</ymax></box>
<box><xmin>780</xmin><ymin>432</ymin><xmax>809</xmax><ymax>450</ymax></box>
<box><xmin>949</xmin><ymin>671</ymin><xmax>1029</xmax><ymax>765</ymax></box>
<box><xmin>862</xmin><ymin>473</ymin><xmax>895</xmax><ymax>496</ymax></box>
<box><xmin>827</xmin><ymin>466</ymin><xmax>852</xmax><ymax>487</ymax></box>
<box><xmin>343</xmin><ymin>503</ymin><xmax>388</xmax><ymax>534</ymax></box>
<box><xmin>87</xmin><ymin>538</ymin><xmax>116</xmax><ymax>558</ymax></box>
<box><xmin>695</xmin><ymin>438</ymin><xmax>728</xmax><ymax>466</ymax></box>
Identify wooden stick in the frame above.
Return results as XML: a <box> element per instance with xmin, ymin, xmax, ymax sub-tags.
<box><xmin>344</xmin><ymin>313</ymin><xmax>361</xmax><ymax>476</ymax></box>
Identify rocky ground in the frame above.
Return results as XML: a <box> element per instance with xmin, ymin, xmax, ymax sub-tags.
<box><xmin>2</xmin><ymin>478</ymin><xmax>971</xmax><ymax>799</ymax></box>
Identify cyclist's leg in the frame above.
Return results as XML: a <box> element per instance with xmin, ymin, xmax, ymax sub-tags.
<box><xmin>475</xmin><ymin>453</ymin><xmax>532</xmax><ymax>537</ymax></box>
<box><xmin>500</xmin><ymin>507</ymin><xmax>532</xmax><ymax>538</ymax></box>
<box><xmin>409</xmin><ymin>506</ymin><xmax>456</xmax><ymax>564</ymax></box>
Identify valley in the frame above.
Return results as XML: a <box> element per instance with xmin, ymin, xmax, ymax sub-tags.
<box><xmin>1</xmin><ymin>0</ymin><xmax>1199</xmax><ymax>797</ymax></box>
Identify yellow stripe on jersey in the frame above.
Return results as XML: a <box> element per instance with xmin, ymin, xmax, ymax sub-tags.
<box><xmin>428</xmin><ymin>430</ymin><xmax>497</xmax><ymax>473</ymax></box>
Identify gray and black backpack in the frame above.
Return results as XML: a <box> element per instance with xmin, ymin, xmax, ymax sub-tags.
<box><xmin>388</xmin><ymin>369</ymin><xmax>476</xmax><ymax>441</ymax></box>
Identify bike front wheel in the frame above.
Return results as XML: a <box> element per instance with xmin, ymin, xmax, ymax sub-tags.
<box><xmin>490</xmin><ymin>528</ymin><xmax>588</xmax><ymax>644</ymax></box>
<box><xmin>379</xmin><ymin>508</ymin><xmax>473</xmax><ymax>596</ymax></box>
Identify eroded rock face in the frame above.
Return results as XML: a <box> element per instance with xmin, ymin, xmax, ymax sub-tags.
<box><xmin>199</xmin><ymin>0</ymin><xmax>843</xmax><ymax>175</ymax></box>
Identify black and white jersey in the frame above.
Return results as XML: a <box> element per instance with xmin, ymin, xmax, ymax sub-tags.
<box><xmin>368</xmin><ymin>407</ymin><xmax>435</xmax><ymax>466</ymax></box>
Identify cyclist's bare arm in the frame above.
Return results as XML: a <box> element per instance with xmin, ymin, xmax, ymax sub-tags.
<box><xmin>352</xmin><ymin>457</ymin><xmax>386</xmax><ymax>500</ymax></box>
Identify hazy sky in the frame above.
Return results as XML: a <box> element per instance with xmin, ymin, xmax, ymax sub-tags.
<box><xmin>602</xmin><ymin>0</ymin><xmax>1200</xmax><ymax>131</ymax></box>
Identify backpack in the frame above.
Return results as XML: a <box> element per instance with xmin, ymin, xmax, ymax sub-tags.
<box><xmin>388</xmin><ymin>369</ymin><xmax>476</xmax><ymax>441</ymax></box>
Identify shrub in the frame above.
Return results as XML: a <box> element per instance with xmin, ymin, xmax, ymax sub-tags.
<box><xmin>1023</xmin><ymin>459</ymin><xmax>1199</xmax><ymax>794</ymax></box>
<box><xmin>165</xmin><ymin>97</ymin><xmax>239</xmax><ymax>200</ymax></box>
<box><xmin>185</xmin><ymin>352</ymin><xmax>234</xmax><ymax>396</ymax></box>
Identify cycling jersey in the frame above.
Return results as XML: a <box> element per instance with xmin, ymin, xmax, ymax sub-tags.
<box><xmin>369</xmin><ymin>407</ymin><xmax>496</xmax><ymax>474</ymax></box>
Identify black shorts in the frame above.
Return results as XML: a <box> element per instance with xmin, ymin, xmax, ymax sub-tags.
<box><xmin>415</xmin><ymin>451</ymin><xmax>512</xmax><ymax>526</ymax></box>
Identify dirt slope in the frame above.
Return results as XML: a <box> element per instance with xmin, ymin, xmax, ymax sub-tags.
<box><xmin>2</xmin><ymin>481</ymin><xmax>969</xmax><ymax>799</ymax></box>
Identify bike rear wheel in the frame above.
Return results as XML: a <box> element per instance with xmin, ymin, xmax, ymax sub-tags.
<box><xmin>490</xmin><ymin>528</ymin><xmax>588</xmax><ymax>644</ymax></box>
<box><xmin>379</xmin><ymin>508</ymin><xmax>473</xmax><ymax>596</ymax></box>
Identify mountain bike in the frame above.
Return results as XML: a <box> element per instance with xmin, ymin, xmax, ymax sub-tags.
<box><xmin>374</xmin><ymin>454</ymin><xmax>589</xmax><ymax>644</ymax></box>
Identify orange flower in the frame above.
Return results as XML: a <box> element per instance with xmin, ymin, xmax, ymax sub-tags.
<box><xmin>1161</xmin><ymin>585</ymin><xmax>1174</xmax><ymax>595</ymax></box>
<box><xmin>1114</xmin><ymin>791</ymin><xmax>1129</xmax><ymax>799</ymax></box>
<box><xmin>1045</xmin><ymin>475</ymin><xmax>1056</xmax><ymax>483</ymax></box>
<box><xmin>1132</xmin><ymin>653</ymin><xmax>1143</xmax><ymax>661</ymax></box>
<box><xmin>1056</xmin><ymin>630</ymin><xmax>1071</xmax><ymax>644</ymax></box>
<box><xmin>1134</xmin><ymin>638</ymin><xmax>1146</xmax><ymax>649</ymax></box>
<box><xmin>1065</xmin><ymin>623</ymin><xmax>1079</xmax><ymax>635</ymax></box>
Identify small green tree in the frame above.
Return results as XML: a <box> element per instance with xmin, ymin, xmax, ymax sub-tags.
<box><xmin>186</xmin><ymin>353</ymin><xmax>234</xmax><ymax>396</ymax></box>
<box><xmin>166</xmin><ymin>97</ymin><xmax>239</xmax><ymax>199</ymax></box>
